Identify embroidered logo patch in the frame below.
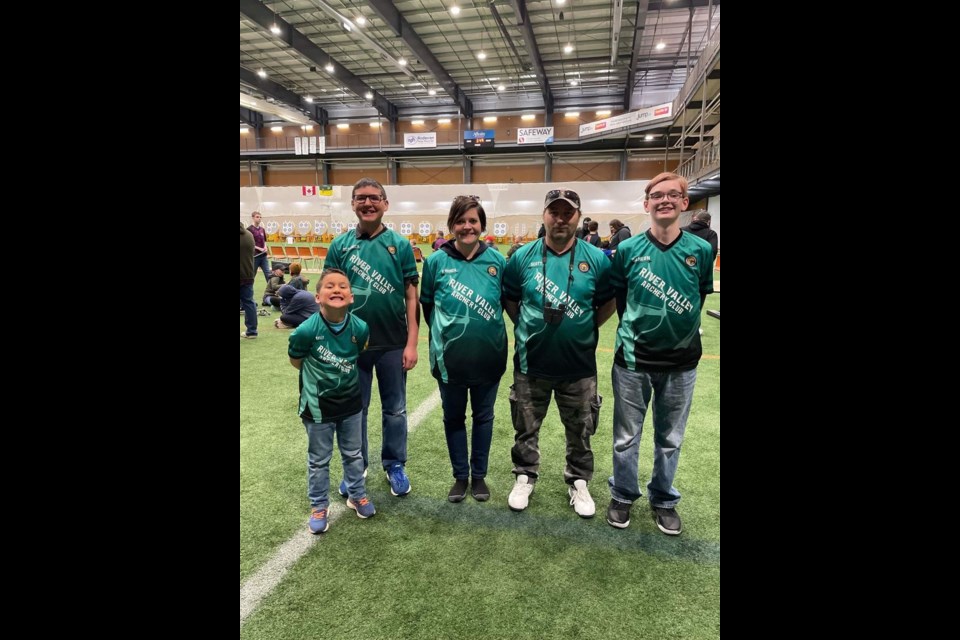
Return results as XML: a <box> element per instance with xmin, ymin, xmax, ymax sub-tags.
<box><xmin>685</xmin><ymin>255</ymin><xmax>697</xmax><ymax>267</ymax></box>
<box><xmin>487</xmin><ymin>266</ymin><xmax>498</xmax><ymax>276</ymax></box>
<box><xmin>578</xmin><ymin>261</ymin><xmax>590</xmax><ymax>272</ymax></box>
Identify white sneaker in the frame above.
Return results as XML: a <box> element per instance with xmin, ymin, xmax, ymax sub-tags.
<box><xmin>508</xmin><ymin>474</ymin><xmax>535</xmax><ymax>511</ymax></box>
<box><xmin>568</xmin><ymin>479</ymin><xmax>595</xmax><ymax>518</ymax></box>
<box><xmin>698</xmin><ymin>327</ymin><xmax>704</xmax><ymax>336</ymax></box>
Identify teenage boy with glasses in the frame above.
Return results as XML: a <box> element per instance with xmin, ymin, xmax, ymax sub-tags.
<box><xmin>324</xmin><ymin>178</ymin><xmax>420</xmax><ymax>498</ymax></box>
<box><xmin>605</xmin><ymin>172</ymin><xmax>714</xmax><ymax>536</ymax></box>
<box><xmin>502</xmin><ymin>188</ymin><xmax>616</xmax><ymax>519</ymax></box>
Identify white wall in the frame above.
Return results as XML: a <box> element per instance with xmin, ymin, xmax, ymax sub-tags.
<box><xmin>241</xmin><ymin>181</ymin><xmax>681</xmax><ymax>240</ymax></box>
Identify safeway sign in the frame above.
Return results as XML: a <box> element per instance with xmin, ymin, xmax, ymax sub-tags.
<box><xmin>517</xmin><ymin>127</ymin><xmax>554</xmax><ymax>145</ymax></box>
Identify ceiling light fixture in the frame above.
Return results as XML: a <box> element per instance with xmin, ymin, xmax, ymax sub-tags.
<box><xmin>656</xmin><ymin>41</ymin><xmax>666</xmax><ymax>50</ymax></box>
<box><xmin>644</xmin><ymin>134</ymin><xmax>653</xmax><ymax>141</ymax></box>
<box><xmin>398</xmin><ymin>57</ymin><xmax>407</xmax><ymax>66</ymax></box>
<box><xmin>365</xmin><ymin>91</ymin><xmax>374</xmax><ymax>100</ymax></box>
<box><xmin>438</xmin><ymin>118</ymin><xmax>451</xmax><ymax>124</ymax></box>
<box><xmin>343</xmin><ymin>21</ymin><xmax>352</xmax><ymax>31</ymax></box>
<box><xmin>257</xmin><ymin>69</ymin><xmax>267</xmax><ymax>79</ymax></box>
<box><xmin>497</xmin><ymin>84</ymin><xmax>505</xmax><ymax>92</ymax></box>
<box><xmin>450</xmin><ymin>5</ymin><xmax>461</xmax><ymax>16</ymax></box>
<box><xmin>564</xmin><ymin>43</ymin><xmax>573</xmax><ymax>54</ymax></box>
<box><xmin>355</xmin><ymin>16</ymin><xmax>366</xmax><ymax>26</ymax></box>
<box><xmin>565</xmin><ymin>112</ymin><xmax>580</xmax><ymax>117</ymax></box>
<box><xmin>325</xmin><ymin>62</ymin><xmax>334</xmax><ymax>73</ymax></box>
<box><xmin>521</xmin><ymin>114</ymin><xmax>536</xmax><ymax>121</ymax></box>
<box><xmin>411</xmin><ymin>119</ymin><xmax>425</xmax><ymax>125</ymax></box>
<box><xmin>305</xmin><ymin>96</ymin><xmax>313</xmax><ymax>103</ymax></box>
<box><xmin>428</xmin><ymin>88</ymin><xmax>437</xmax><ymax>96</ymax></box>
<box><xmin>270</xmin><ymin>23</ymin><xmax>281</xmax><ymax>35</ymax></box>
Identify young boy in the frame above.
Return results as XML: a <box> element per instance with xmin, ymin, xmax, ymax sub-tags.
<box><xmin>288</xmin><ymin>268</ymin><xmax>375</xmax><ymax>534</ymax></box>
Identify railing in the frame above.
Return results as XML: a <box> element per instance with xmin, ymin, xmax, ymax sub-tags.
<box><xmin>676</xmin><ymin>139</ymin><xmax>720</xmax><ymax>184</ymax></box>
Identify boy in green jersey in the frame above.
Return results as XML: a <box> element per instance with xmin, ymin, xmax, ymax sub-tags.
<box><xmin>288</xmin><ymin>269</ymin><xmax>374</xmax><ymax>534</ymax></box>
<box><xmin>605</xmin><ymin>172</ymin><xmax>714</xmax><ymax>536</ymax></box>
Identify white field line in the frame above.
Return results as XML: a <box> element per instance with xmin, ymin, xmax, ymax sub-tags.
<box><xmin>240</xmin><ymin>388</ymin><xmax>442</xmax><ymax>625</ymax></box>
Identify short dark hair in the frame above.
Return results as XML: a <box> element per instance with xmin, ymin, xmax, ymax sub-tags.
<box><xmin>693</xmin><ymin>212</ymin><xmax>711</xmax><ymax>224</ymax></box>
<box><xmin>352</xmin><ymin>177</ymin><xmax>387</xmax><ymax>201</ymax></box>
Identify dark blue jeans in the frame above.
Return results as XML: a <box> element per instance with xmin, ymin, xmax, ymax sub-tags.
<box><xmin>240</xmin><ymin>283</ymin><xmax>257</xmax><ymax>335</ymax></box>
<box><xmin>358</xmin><ymin>348</ymin><xmax>408</xmax><ymax>470</ymax></box>
<box><xmin>253</xmin><ymin>252</ymin><xmax>270</xmax><ymax>282</ymax></box>
<box><xmin>438</xmin><ymin>380</ymin><xmax>500</xmax><ymax>480</ymax></box>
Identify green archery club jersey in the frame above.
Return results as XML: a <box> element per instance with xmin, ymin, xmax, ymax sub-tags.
<box><xmin>610</xmin><ymin>229</ymin><xmax>714</xmax><ymax>372</ymax></box>
<box><xmin>324</xmin><ymin>227</ymin><xmax>419</xmax><ymax>350</ymax></box>
<box><xmin>503</xmin><ymin>238</ymin><xmax>613</xmax><ymax>380</ymax></box>
<box><xmin>420</xmin><ymin>243</ymin><xmax>507</xmax><ymax>386</ymax></box>
<box><xmin>288</xmin><ymin>311</ymin><xmax>370</xmax><ymax>422</ymax></box>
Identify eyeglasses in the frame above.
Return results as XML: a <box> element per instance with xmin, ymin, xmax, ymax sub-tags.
<box><xmin>544</xmin><ymin>189</ymin><xmax>581</xmax><ymax>208</ymax></box>
<box><xmin>353</xmin><ymin>194</ymin><xmax>383</xmax><ymax>203</ymax></box>
<box><xmin>647</xmin><ymin>191</ymin><xmax>686</xmax><ymax>201</ymax></box>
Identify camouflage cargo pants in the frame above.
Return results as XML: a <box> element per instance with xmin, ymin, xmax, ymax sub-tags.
<box><xmin>509</xmin><ymin>371</ymin><xmax>601</xmax><ymax>484</ymax></box>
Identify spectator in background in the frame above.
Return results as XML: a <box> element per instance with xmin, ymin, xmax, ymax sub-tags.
<box><xmin>248</xmin><ymin>211</ymin><xmax>270</xmax><ymax>283</ymax></box>
<box><xmin>240</xmin><ymin>222</ymin><xmax>258</xmax><ymax>339</ymax></box>
<box><xmin>608</xmin><ymin>219</ymin><xmax>632</xmax><ymax>252</ymax></box>
<box><xmin>287</xmin><ymin>263</ymin><xmax>310</xmax><ymax>291</ymax></box>
<box><xmin>576</xmin><ymin>217</ymin><xmax>593</xmax><ymax>239</ymax></box>
<box><xmin>506</xmin><ymin>234</ymin><xmax>526</xmax><ymax>259</ymax></box>
<box><xmin>682</xmin><ymin>212</ymin><xmax>719</xmax><ymax>266</ymax></box>
<box><xmin>263</xmin><ymin>266</ymin><xmax>285</xmax><ymax>309</ymax></box>
<box><xmin>420</xmin><ymin>195</ymin><xmax>507</xmax><ymax>503</ymax></box>
<box><xmin>583</xmin><ymin>220</ymin><xmax>602</xmax><ymax>247</ymax></box>
<box><xmin>605</xmin><ymin>172</ymin><xmax>714</xmax><ymax>536</ymax></box>
<box><xmin>411</xmin><ymin>239</ymin><xmax>423</xmax><ymax>263</ymax></box>
<box><xmin>432</xmin><ymin>229</ymin><xmax>448</xmax><ymax>250</ymax></box>
<box><xmin>275</xmin><ymin>283</ymin><xmax>320</xmax><ymax>329</ymax></box>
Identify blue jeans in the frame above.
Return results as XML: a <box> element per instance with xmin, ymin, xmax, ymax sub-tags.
<box><xmin>253</xmin><ymin>252</ymin><xmax>270</xmax><ymax>282</ymax></box>
<box><xmin>358</xmin><ymin>348</ymin><xmax>408</xmax><ymax>470</ymax></box>
<box><xmin>439</xmin><ymin>380</ymin><xmax>500</xmax><ymax>479</ymax></box>
<box><xmin>303</xmin><ymin>412</ymin><xmax>366</xmax><ymax>509</ymax></box>
<box><xmin>240</xmin><ymin>283</ymin><xmax>257</xmax><ymax>335</ymax></box>
<box><xmin>609</xmin><ymin>364</ymin><xmax>696</xmax><ymax>508</ymax></box>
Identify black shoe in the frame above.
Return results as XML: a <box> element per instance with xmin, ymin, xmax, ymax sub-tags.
<box><xmin>652</xmin><ymin>506</ymin><xmax>682</xmax><ymax>535</ymax></box>
<box><xmin>447</xmin><ymin>478</ymin><xmax>468</xmax><ymax>503</ymax></box>
<box><xmin>471</xmin><ymin>477</ymin><xmax>490</xmax><ymax>501</ymax></box>
<box><xmin>606</xmin><ymin>499</ymin><xmax>633</xmax><ymax>529</ymax></box>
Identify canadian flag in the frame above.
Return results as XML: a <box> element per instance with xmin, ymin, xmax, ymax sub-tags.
<box><xmin>302</xmin><ymin>185</ymin><xmax>317</xmax><ymax>196</ymax></box>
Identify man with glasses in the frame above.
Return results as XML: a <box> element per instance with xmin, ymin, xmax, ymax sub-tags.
<box><xmin>502</xmin><ymin>188</ymin><xmax>616</xmax><ymax>519</ymax></box>
<box><xmin>605</xmin><ymin>172</ymin><xmax>714</xmax><ymax>536</ymax></box>
<box><xmin>324</xmin><ymin>178</ymin><xmax>420</xmax><ymax>498</ymax></box>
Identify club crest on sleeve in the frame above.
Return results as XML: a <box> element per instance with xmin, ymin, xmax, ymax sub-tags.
<box><xmin>578</xmin><ymin>261</ymin><xmax>590</xmax><ymax>272</ymax></box>
<box><xmin>387</xmin><ymin>245</ymin><xmax>397</xmax><ymax>255</ymax></box>
<box><xmin>487</xmin><ymin>266</ymin><xmax>498</xmax><ymax>277</ymax></box>
<box><xmin>685</xmin><ymin>255</ymin><xmax>697</xmax><ymax>267</ymax></box>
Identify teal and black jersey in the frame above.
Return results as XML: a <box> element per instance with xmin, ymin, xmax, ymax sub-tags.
<box><xmin>610</xmin><ymin>229</ymin><xmax>714</xmax><ymax>372</ymax></box>
<box><xmin>324</xmin><ymin>227</ymin><xmax>419</xmax><ymax>350</ymax></box>
<box><xmin>503</xmin><ymin>238</ymin><xmax>613</xmax><ymax>380</ymax></box>
<box><xmin>420</xmin><ymin>243</ymin><xmax>507</xmax><ymax>386</ymax></box>
<box><xmin>288</xmin><ymin>311</ymin><xmax>370</xmax><ymax>422</ymax></box>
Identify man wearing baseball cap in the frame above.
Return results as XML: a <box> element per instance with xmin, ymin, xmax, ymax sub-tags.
<box><xmin>502</xmin><ymin>188</ymin><xmax>616</xmax><ymax>519</ymax></box>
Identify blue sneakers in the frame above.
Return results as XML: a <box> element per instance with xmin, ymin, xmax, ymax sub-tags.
<box><xmin>346</xmin><ymin>496</ymin><xmax>376</xmax><ymax>518</ymax></box>
<box><xmin>386</xmin><ymin>464</ymin><xmax>411</xmax><ymax>496</ymax></box>
<box><xmin>308</xmin><ymin>507</ymin><xmax>329</xmax><ymax>534</ymax></box>
<box><xmin>338</xmin><ymin>479</ymin><xmax>348</xmax><ymax>498</ymax></box>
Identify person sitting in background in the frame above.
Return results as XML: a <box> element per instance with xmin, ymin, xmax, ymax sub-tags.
<box><xmin>263</xmin><ymin>266</ymin><xmax>286</xmax><ymax>308</ymax></box>
<box><xmin>608</xmin><ymin>219</ymin><xmax>632</xmax><ymax>252</ymax></box>
<box><xmin>287</xmin><ymin>263</ymin><xmax>310</xmax><ymax>291</ymax></box>
<box><xmin>275</xmin><ymin>283</ymin><xmax>321</xmax><ymax>329</ymax></box>
<box><xmin>583</xmin><ymin>220</ymin><xmax>602</xmax><ymax>247</ymax></box>
<box><xmin>506</xmin><ymin>234</ymin><xmax>526</xmax><ymax>259</ymax></box>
